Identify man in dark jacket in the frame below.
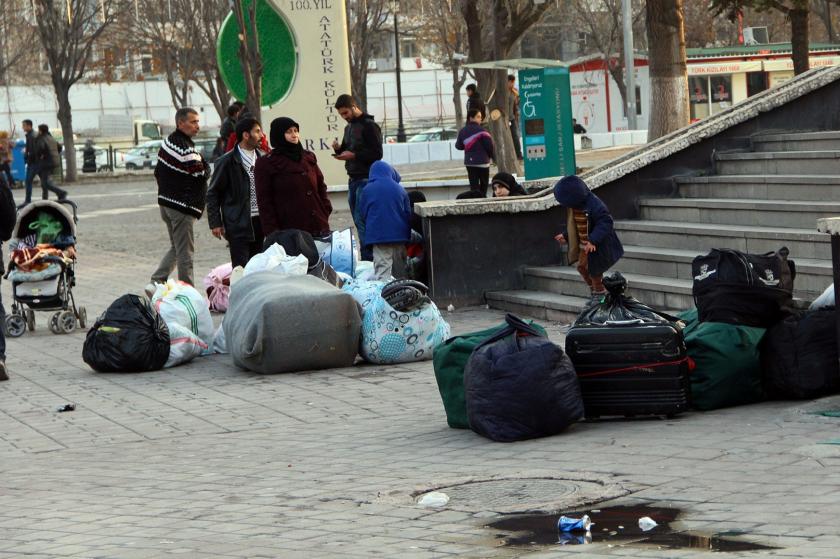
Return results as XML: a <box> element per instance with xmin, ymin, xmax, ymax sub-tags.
<box><xmin>0</xmin><ymin>177</ymin><xmax>16</xmax><ymax>380</ymax></box>
<box><xmin>331</xmin><ymin>93</ymin><xmax>383</xmax><ymax>260</ymax></box>
<box><xmin>21</xmin><ymin>119</ymin><xmax>37</xmax><ymax>206</ymax></box>
<box><xmin>358</xmin><ymin>161</ymin><xmax>412</xmax><ymax>280</ymax></box>
<box><xmin>34</xmin><ymin>124</ymin><xmax>68</xmax><ymax>201</ymax></box>
<box><xmin>465</xmin><ymin>84</ymin><xmax>486</xmax><ymax>120</ymax></box>
<box><xmin>207</xmin><ymin>117</ymin><xmax>265</xmax><ymax>268</ymax></box>
<box><xmin>148</xmin><ymin>107</ymin><xmax>208</xmax><ymax>292</ymax></box>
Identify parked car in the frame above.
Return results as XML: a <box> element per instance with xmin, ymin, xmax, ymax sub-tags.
<box><xmin>407</xmin><ymin>127</ymin><xmax>459</xmax><ymax>143</ymax></box>
<box><xmin>123</xmin><ymin>140</ymin><xmax>161</xmax><ymax>170</ymax></box>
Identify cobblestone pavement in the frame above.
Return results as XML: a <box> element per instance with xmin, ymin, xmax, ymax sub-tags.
<box><xmin>2</xmin><ymin>181</ymin><xmax>840</xmax><ymax>558</ymax></box>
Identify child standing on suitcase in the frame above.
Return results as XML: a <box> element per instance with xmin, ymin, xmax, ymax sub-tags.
<box><xmin>553</xmin><ymin>175</ymin><xmax>624</xmax><ymax>303</ymax></box>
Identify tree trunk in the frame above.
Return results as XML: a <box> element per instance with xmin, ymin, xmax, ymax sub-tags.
<box><xmin>485</xmin><ymin>69</ymin><xmax>519</xmax><ymax>175</ymax></box>
<box><xmin>645</xmin><ymin>0</ymin><xmax>689</xmax><ymax>141</ymax></box>
<box><xmin>54</xmin><ymin>84</ymin><xmax>77</xmax><ymax>183</ymax></box>
<box><xmin>790</xmin><ymin>8</ymin><xmax>810</xmax><ymax>75</ymax></box>
<box><xmin>351</xmin><ymin>64</ymin><xmax>369</xmax><ymax>111</ymax></box>
<box><xmin>452</xmin><ymin>65</ymin><xmax>465</xmax><ymax>128</ymax></box>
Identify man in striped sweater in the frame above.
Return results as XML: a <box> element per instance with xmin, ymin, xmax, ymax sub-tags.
<box><xmin>148</xmin><ymin>108</ymin><xmax>209</xmax><ymax>292</ymax></box>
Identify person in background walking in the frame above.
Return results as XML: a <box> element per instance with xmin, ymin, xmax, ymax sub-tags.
<box><xmin>455</xmin><ymin>109</ymin><xmax>495</xmax><ymax>197</ymax></box>
<box><xmin>0</xmin><ymin>131</ymin><xmax>14</xmax><ymax>187</ymax></box>
<box><xmin>21</xmin><ymin>119</ymin><xmax>36</xmax><ymax>206</ymax></box>
<box><xmin>214</xmin><ymin>101</ymin><xmax>244</xmax><ymax>158</ymax></box>
<box><xmin>147</xmin><ymin>107</ymin><xmax>208</xmax><ymax>294</ymax></box>
<box><xmin>256</xmin><ymin>117</ymin><xmax>332</xmax><ymax>238</ymax></box>
<box><xmin>358</xmin><ymin>160</ymin><xmax>412</xmax><ymax>281</ymax></box>
<box><xmin>331</xmin><ymin>93</ymin><xmax>383</xmax><ymax>261</ymax></box>
<box><xmin>33</xmin><ymin>124</ymin><xmax>68</xmax><ymax>201</ymax></box>
<box><xmin>465</xmin><ymin>83</ymin><xmax>486</xmax><ymax>120</ymax></box>
<box><xmin>207</xmin><ymin>117</ymin><xmax>266</xmax><ymax>268</ymax></box>
<box><xmin>0</xmin><ymin>176</ymin><xmax>16</xmax><ymax>380</ymax></box>
<box><xmin>507</xmin><ymin>75</ymin><xmax>523</xmax><ymax>160</ymax></box>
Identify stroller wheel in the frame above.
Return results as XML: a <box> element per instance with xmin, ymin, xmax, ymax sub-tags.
<box><xmin>49</xmin><ymin>312</ymin><xmax>62</xmax><ymax>334</ymax></box>
<box><xmin>76</xmin><ymin>307</ymin><xmax>87</xmax><ymax>329</ymax></box>
<box><xmin>4</xmin><ymin>314</ymin><xmax>26</xmax><ymax>338</ymax></box>
<box><xmin>25</xmin><ymin>309</ymin><xmax>36</xmax><ymax>332</ymax></box>
<box><xmin>57</xmin><ymin>311</ymin><xmax>76</xmax><ymax>334</ymax></box>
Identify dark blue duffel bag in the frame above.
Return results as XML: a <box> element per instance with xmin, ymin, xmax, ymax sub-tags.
<box><xmin>464</xmin><ymin>314</ymin><xmax>584</xmax><ymax>442</ymax></box>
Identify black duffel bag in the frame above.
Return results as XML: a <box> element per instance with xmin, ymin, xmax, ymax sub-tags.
<box><xmin>761</xmin><ymin>308</ymin><xmax>840</xmax><ymax>399</ymax></box>
<box><xmin>83</xmin><ymin>294</ymin><xmax>170</xmax><ymax>372</ymax></box>
<box><xmin>464</xmin><ymin>314</ymin><xmax>584</xmax><ymax>442</ymax></box>
<box><xmin>692</xmin><ymin>247</ymin><xmax>795</xmax><ymax>327</ymax></box>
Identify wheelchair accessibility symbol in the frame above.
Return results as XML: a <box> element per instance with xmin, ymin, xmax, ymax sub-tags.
<box><xmin>522</xmin><ymin>90</ymin><xmax>536</xmax><ymax>118</ymax></box>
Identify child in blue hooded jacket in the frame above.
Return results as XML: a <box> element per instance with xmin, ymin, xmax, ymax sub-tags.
<box><xmin>553</xmin><ymin>175</ymin><xmax>624</xmax><ymax>302</ymax></box>
<box><xmin>359</xmin><ymin>160</ymin><xmax>413</xmax><ymax>280</ymax></box>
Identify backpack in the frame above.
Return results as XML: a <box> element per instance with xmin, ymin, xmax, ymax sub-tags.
<box><xmin>692</xmin><ymin>247</ymin><xmax>795</xmax><ymax>328</ymax></box>
<box><xmin>464</xmin><ymin>314</ymin><xmax>583</xmax><ymax>442</ymax></box>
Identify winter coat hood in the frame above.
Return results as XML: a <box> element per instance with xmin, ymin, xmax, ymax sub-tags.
<box><xmin>553</xmin><ymin>175</ymin><xmax>590</xmax><ymax>209</ymax></box>
<box><xmin>368</xmin><ymin>160</ymin><xmax>401</xmax><ymax>184</ymax></box>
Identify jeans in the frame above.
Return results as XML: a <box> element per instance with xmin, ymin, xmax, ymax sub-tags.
<box><xmin>228</xmin><ymin>215</ymin><xmax>265</xmax><ymax>268</ymax></box>
<box><xmin>372</xmin><ymin>243</ymin><xmax>407</xmax><ymax>281</ymax></box>
<box><xmin>23</xmin><ymin>163</ymin><xmax>38</xmax><ymax>204</ymax></box>
<box><xmin>466</xmin><ymin>166</ymin><xmax>490</xmax><ymax>197</ymax></box>
<box><xmin>348</xmin><ymin>178</ymin><xmax>373</xmax><ymax>261</ymax></box>
<box><xmin>152</xmin><ymin>206</ymin><xmax>196</xmax><ymax>286</ymax></box>
<box><xmin>0</xmin><ymin>163</ymin><xmax>12</xmax><ymax>187</ymax></box>
<box><xmin>0</xmin><ymin>245</ymin><xmax>5</xmax><ymax>361</ymax></box>
<box><xmin>37</xmin><ymin>166</ymin><xmax>67</xmax><ymax>200</ymax></box>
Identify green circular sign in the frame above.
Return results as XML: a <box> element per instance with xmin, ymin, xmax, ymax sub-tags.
<box><xmin>217</xmin><ymin>0</ymin><xmax>297</xmax><ymax>106</ymax></box>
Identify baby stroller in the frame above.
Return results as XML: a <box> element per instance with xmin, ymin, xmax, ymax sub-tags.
<box><xmin>3</xmin><ymin>199</ymin><xmax>86</xmax><ymax>337</ymax></box>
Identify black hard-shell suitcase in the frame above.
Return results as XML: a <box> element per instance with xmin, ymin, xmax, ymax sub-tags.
<box><xmin>565</xmin><ymin>323</ymin><xmax>691</xmax><ymax>418</ymax></box>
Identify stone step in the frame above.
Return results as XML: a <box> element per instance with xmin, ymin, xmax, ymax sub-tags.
<box><xmin>753</xmin><ymin>131</ymin><xmax>840</xmax><ymax>152</ymax></box>
<box><xmin>523</xmin><ymin>268</ymin><xmax>695</xmax><ymax>311</ymax></box>
<box><xmin>715</xmin><ymin>151</ymin><xmax>840</xmax><ymax>175</ymax></box>
<box><xmin>639</xmin><ymin>197</ymin><xmax>840</xmax><ymax>229</ymax></box>
<box><xmin>614</xmin><ymin>220</ymin><xmax>830</xmax><ymax>259</ymax></box>
<box><xmin>676</xmin><ymin>174</ymin><xmax>840</xmax><ymax>201</ymax></box>
<box><xmin>616</xmin><ymin>245</ymin><xmax>830</xmax><ymax>297</ymax></box>
<box><xmin>484</xmin><ymin>290</ymin><xmax>590</xmax><ymax>324</ymax></box>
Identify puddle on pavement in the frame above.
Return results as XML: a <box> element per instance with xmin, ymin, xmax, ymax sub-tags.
<box><xmin>486</xmin><ymin>504</ymin><xmax>778</xmax><ymax>552</ymax></box>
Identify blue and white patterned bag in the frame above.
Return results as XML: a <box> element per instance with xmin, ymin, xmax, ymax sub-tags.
<box><xmin>360</xmin><ymin>295</ymin><xmax>450</xmax><ymax>364</ymax></box>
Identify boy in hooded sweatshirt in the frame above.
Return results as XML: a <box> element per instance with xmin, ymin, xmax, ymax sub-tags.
<box><xmin>553</xmin><ymin>175</ymin><xmax>624</xmax><ymax>302</ymax></box>
<box><xmin>358</xmin><ymin>160</ymin><xmax>413</xmax><ymax>280</ymax></box>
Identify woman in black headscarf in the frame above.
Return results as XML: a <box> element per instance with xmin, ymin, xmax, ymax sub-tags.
<box><xmin>254</xmin><ymin>117</ymin><xmax>333</xmax><ymax>237</ymax></box>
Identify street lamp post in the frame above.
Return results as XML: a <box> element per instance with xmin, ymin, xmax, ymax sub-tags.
<box><xmin>390</xmin><ymin>0</ymin><xmax>407</xmax><ymax>143</ymax></box>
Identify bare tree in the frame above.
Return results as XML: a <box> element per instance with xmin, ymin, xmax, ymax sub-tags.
<box><xmin>346</xmin><ymin>0</ymin><xmax>389</xmax><ymax>110</ymax></box>
<box><xmin>0</xmin><ymin>0</ymin><xmax>29</xmax><ymax>85</ymax></box>
<box><xmin>460</xmin><ymin>0</ymin><xmax>551</xmax><ymax>174</ymax></box>
<box><xmin>646</xmin><ymin>0</ymin><xmax>689</xmax><ymax>141</ymax></box>
<box><xmin>416</xmin><ymin>0</ymin><xmax>470</xmax><ymax>127</ymax></box>
<box><xmin>123</xmin><ymin>0</ymin><xmax>231</xmax><ymax>121</ymax></box>
<box><xmin>571</xmin><ymin>0</ymin><xmax>645</xmax><ymax>130</ymax></box>
<box><xmin>33</xmin><ymin>0</ymin><xmax>121</xmax><ymax>182</ymax></box>
<box><xmin>231</xmin><ymin>0</ymin><xmax>263</xmax><ymax>122</ymax></box>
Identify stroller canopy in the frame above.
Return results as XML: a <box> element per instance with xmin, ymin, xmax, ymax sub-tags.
<box><xmin>12</xmin><ymin>200</ymin><xmax>77</xmax><ymax>243</ymax></box>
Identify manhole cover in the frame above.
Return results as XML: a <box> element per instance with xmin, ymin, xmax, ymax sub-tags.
<box><xmin>420</xmin><ymin>477</ymin><xmax>621</xmax><ymax>514</ymax></box>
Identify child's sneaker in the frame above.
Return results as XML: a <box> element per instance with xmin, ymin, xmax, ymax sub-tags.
<box><xmin>590</xmin><ymin>291</ymin><xmax>607</xmax><ymax>305</ymax></box>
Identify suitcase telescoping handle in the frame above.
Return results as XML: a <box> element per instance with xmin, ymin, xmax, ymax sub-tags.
<box><xmin>474</xmin><ymin>313</ymin><xmax>546</xmax><ymax>350</ymax></box>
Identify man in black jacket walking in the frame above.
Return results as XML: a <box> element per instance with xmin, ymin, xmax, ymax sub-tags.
<box><xmin>207</xmin><ymin>117</ymin><xmax>265</xmax><ymax>267</ymax></box>
<box><xmin>33</xmin><ymin>124</ymin><xmax>68</xmax><ymax>201</ymax></box>
<box><xmin>0</xmin><ymin>177</ymin><xmax>16</xmax><ymax>380</ymax></box>
<box><xmin>148</xmin><ymin>108</ymin><xmax>208</xmax><ymax>292</ymax></box>
<box><xmin>21</xmin><ymin>119</ymin><xmax>37</xmax><ymax>206</ymax></box>
<box><xmin>332</xmin><ymin>94</ymin><xmax>383</xmax><ymax>260</ymax></box>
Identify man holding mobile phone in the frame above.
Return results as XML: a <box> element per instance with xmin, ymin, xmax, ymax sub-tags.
<box><xmin>332</xmin><ymin>94</ymin><xmax>383</xmax><ymax>261</ymax></box>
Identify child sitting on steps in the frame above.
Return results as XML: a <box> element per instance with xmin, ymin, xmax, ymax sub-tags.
<box><xmin>553</xmin><ymin>175</ymin><xmax>624</xmax><ymax>303</ymax></box>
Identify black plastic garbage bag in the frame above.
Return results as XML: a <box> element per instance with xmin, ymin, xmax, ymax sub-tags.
<box><xmin>574</xmin><ymin>272</ymin><xmax>676</xmax><ymax>327</ymax></box>
<box><xmin>83</xmin><ymin>294</ymin><xmax>170</xmax><ymax>372</ymax></box>
<box><xmin>464</xmin><ymin>314</ymin><xmax>584</xmax><ymax>442</ymax></box>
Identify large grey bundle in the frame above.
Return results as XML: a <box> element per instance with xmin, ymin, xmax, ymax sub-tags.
<box><xmin>225</xmin><ymin>272</ymin><xmax>361</xmax><ymax>374</ymax></box>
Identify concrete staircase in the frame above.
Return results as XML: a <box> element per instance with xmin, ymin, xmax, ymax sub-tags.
<box><xmin>486</xmin><ymin>130</ymin><xmax>839</xmax><ymax>322</ymax></box>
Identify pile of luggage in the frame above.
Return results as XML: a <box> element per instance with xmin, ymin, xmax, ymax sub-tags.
<box><xmin>432</xmin><ymin>246</ymin><xmax>840</xmax><ymax>442</ymax></box>
<box><xmin>82</xmin><ymin>228</ymin><xmax>452</xmax><ymax>375</ymax></box>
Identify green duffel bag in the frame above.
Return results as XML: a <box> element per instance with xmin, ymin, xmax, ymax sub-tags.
<box><xmin>432</xmin><ymin>319</ymin><xmax>546</xmax><ymax>429</ymax></box>
<box><xmin>678</xmin><ymin>309</ymin><xmax>766</xmax><ymax>411</ymax></box>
